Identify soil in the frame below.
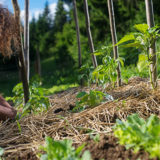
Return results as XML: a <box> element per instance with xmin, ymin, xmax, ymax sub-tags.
<box><xmin>83</xmin><ymin>134</ymin><xmax>157</xmax><ymax>160</ymax></box>
<box><xmin>1</xmin><ymin>77</ymin><xmax>160</xmax><ymax>160</ymax></box>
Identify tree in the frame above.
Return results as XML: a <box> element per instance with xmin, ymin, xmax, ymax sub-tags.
<box><xmin>73</xmin><ymin>0</ymin><xmax>82</xmax><ymax>69</ymax></box>
<box><xmin>54</xmin><ymin>0</ymin><xmax>67</xmax><ymax>32</ymax></box>
<box><xmin>145</xmin><ymin>0</ymin><xmax>157</xmax><ymax>88</ymax></box>
<box><xmin>83</xmin><ymin>0</ymin><xmax>97</xmax><ymax>68</ymax></box>
<box><xmin>12</xmin><ymin>0</ymin><xmax>29</xmax><ymax>104</ymax></box>
<box><xmin>107</xmin><ymin>0</ymin><xmax>121</xmax><ymax>86</ymax></box>
<box><xmin>24</xmin><ymin>0</ymin><xmax>30</xmax><ymax>81</ymax></box>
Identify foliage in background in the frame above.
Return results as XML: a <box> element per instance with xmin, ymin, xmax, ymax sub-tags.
<box><xmin>1</xmin><ymin>0</ymin><xmax>160</xmax><ymax>96</ymax></box>
<box><xmin>6</xmin><ymin>76</ymin><xmax>49</xmax><ymax>117</ymax></box>
<box><xmin>39</xmin><ymin>137</ymin><xmax>92</xmax><ymax>160</ymax></box>
<box><xmin>114</xmin><ymin>114</ymin><xmax>160</xmax><ymax>158</ymax></box>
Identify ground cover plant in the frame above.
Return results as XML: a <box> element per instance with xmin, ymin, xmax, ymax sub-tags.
<box><xmin>39</xmin><ymin>137</ymin><xmax>92</xmax><ymax>160</ymax></box>
<box><xmin>114</xmin><ymin>114</ymin><xmax>160</xmax><ymax>158</ymax></box>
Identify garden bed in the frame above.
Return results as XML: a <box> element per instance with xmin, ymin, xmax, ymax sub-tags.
<box><xmin>0</xmin><ymin>77</ymin><xmax>160</xmax><ymax>160</ymax></box>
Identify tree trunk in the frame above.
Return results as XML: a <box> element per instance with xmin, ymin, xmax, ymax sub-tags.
<box><xmin>83</xmin><ymin>0</ymin><xmax>98</xmax><ymax>68</ymax></box>
<box><xmin>35</xmin><ymin>47</ymin><xmax>41</xmax><ymax>76</ymax></box>
<box><xmin>12</xmin><ymin>0</ymin><xmax>29</xmax><ymax>104</ymax></box>
<box><xmin>145</xmin><ymin>0</ymin><xmax>157</xmax><ymax>88</ymax></box>
<box><xmin>24</xmin><ymin>0</ymin><xmax>30</xmax><ymax>81</ymax></box>
<box><xmin>73</xmin><ymin>0</ymin><xmax>82</xmax><ymax>69</ymax></box>
<box><xmin>107</xmin><ymin>0</ymin><xmax>121</xmax><ymax>87</ymax></box>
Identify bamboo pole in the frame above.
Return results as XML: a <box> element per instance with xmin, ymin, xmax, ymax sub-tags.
<box><xmin>107</xmin><ymin>0</ymin><xmax>121</xmax><ymax>86</ymax></box>
<box><xmin>12</xmin><ymin>0</ymin><xmax>29</xmax><ymax>104</ymax></box>
<box><xmin>24</xmin><ymin>0</ymin><xmax>30</xmax><ymax>81</ymax></box>
<box><xmin>83</xmin><ymin>0</ymin><xmax>98</xmax><ymax>68</ymax></box>
<box><xmin>145</xmin><ymin>0</ymin><xmax>157</xmax><ymax>88</ymax></box>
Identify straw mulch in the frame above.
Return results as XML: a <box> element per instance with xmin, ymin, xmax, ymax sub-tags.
<box><xmin>0</xmin><ymin>5</ymin><xmax>18</xmax><ymax>57</ymax></box>
<box><xmin>1</xmin><ymin>77</ymin><xmax>160</xmax><ymax>159</ymax></box>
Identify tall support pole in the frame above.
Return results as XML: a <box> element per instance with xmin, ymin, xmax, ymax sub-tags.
<box><xmin>83</xmin><ymin>0</ymin><xmax>98</xmax><ymax>68</ymax></box>
<box><xmin>107</xmin><ymin>0</ymin><xmax>121</xmax><ymax>86</ymax></box>
<box><xmin>24</xmin><ymin>0</ymin><xmax>30</xmax><ymax>81</ymax></box>
<box><xmin>145</xmin><ymin>0</ymin><xmax>157</xmax><ymax>88</ymax></box>
<box><xmin>73</xmin><ymin>0</ymin><xmax>82</xmax><ymax>69</ymax></box>
<box><xmin>12</xmin><ymin>0</ymin><xmax>29</xmax><ymax>104</ymax></box>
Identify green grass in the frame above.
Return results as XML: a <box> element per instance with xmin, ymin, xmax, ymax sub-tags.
<box><xmin>43</xmin><ymin>83</ymin><xmax>78</xmax><ymax>95</ymax></box>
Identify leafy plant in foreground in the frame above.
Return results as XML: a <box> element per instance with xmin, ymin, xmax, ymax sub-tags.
<box><xmin>114</xmin><ymin>114</ymin><xmax>160</xmax><ymax>158</ymax></box>
<box><xmin>93</xmin><ymin>46</ymin><xmax>124</xmax><ymax>88</ymax></box>
<box><xmin>6</xmin><ymin>76</ymin><xmax>50</xmax><ymax>117</ymax></box>
<box><xmin>39</xmin><ymin>137</ymin><xmax>92</xmax><ymax>160</ymax></box>
<box><xmin>117</xmin><ymin>24</ymin><xmax>160</xmax><ymax>88</ymax></box>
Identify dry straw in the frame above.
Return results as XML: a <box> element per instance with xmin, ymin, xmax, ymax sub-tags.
<box><xmin>1</xmin><ymin>77</ymin><xmax>160</xmax><ymax>159</ymax></box>
<box><xmin>0</xmin><ymin>5</ymin><xmax>18</xmax><ymax>57</ymax></box>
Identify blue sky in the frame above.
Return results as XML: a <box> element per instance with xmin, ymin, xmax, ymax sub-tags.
<box><xmin>0</xmin><ymin>0</ymin><xmax>58</xmax><ymax>21</ymax></box>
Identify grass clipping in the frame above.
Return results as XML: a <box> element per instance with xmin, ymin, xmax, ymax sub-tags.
<box><xmin>1</xmin><ymin>77</ymin><xmax>160</xmax><ymax>159</ymax></box>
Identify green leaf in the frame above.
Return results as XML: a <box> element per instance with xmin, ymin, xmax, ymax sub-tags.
<box><xmin>137</xmin><ymin>54</ymin><xmax>149</xmax><ymax>72</ymax></box>
<box><xmin>93</xmin><ymin>52</ymin><xmax>104</xmax><ymax>56</ymax></box>
<box><xmin>134</xmin><ymin>24</ymin><xmax>149</xmax><ymax>33</ymax></box>
<box><xmin>16</xmin><ymin>120</ymin><xmax>22</xmax><ymax>133</ymax></box>
<box><xmin>121</xmin><ymin>42</ymin><xmax>141</xmax><ymax>48</ymax></box>
<box><xmin>116</xmin><ymin>34</ymin><xmax>135</xmax><ymax>46</ymax></box>
<box><xmin>76</xmin><ymin>92</ymin><xmax>87</xmax><ymax>98</ymax></box>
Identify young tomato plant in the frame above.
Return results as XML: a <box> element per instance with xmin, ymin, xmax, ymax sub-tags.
<box><xmin>92</xmin><ymin>46</ymin><xmax>124</xmax><ymax>88</ymax></box>
<box><xmin>78</xmin><ymin>63</ymin><xmax>95</xmax><ymax>87</ymax></box>
<box><xmin>39</xmin><ymin>137</ymin><xmax>92</xmax><ymax>160</ymax></box>
<box><xmin>117</xmin><ymin>24</ymin><xmax>160</xmax><ymax>88</ymax></box>
<box><xmin>114</xmin><ymin>114</ymin><xmax>160</xmax><ymax>159</ymax></box>
<box><xmin>73</xmin><ymin>90</ymin><xmax>113</xmax><ymax>112</ymax></box>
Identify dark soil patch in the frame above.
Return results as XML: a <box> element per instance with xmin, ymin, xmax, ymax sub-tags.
<box><xmin>83</xmin><ymin>134</ymin><xmax>158</xmax><ymax>160</ymax></box>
